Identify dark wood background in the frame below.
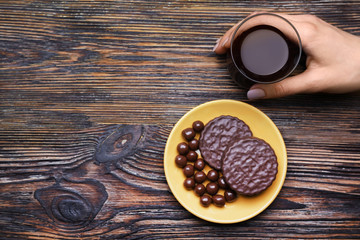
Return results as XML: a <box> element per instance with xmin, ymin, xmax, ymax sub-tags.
<box><xmin>1</xmin><ymin>0</ymin><xmax>359</xmax><ymax>239</ymax></box>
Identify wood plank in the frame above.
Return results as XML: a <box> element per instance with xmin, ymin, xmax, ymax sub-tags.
<box><xmin>0</xmin><ymin>0</ymin><xmax>359</xmax><ymax>239</ymax></box>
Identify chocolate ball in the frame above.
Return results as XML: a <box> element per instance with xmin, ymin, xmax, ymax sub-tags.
<box><xmin>194</xmin><ymin>158</ymin><xmax>205</xmax><ymax>171</ymax></box>
<box><xmin>186</xmin><ymin>150</ymin><xmax>198</xmax><ymax>162</ymax></box>
<box><xmin>182</xmin><ymin>128</ymin><xmax>196</xmax><ymax>141</ymax></box>
<box><xmin>212</xmin><ymin>194</ymin><xmax>225</xmax><ymax>207</ymax></box>
<box><xmin>206</xmin><ymin>182</ymin><xmax>219</xmax><ymax>195</ymax></box>
<box><xmin>192</xmin><ymin>121</ymin><xmax>204</xmax><ymax>133</ymax></box>
<box><xmin>183</xmin><ymin>177</ymin><xmax>195</xmax><ymax>189</ymax></box>
<box><xmin>188</xmin><ymin>139</ymin><xmax>199</xmax><ymax>150</ymax></box>
<box><xmin>217</xmin><ymin>176</ymin><xmax>228</xmax><ymax>189</ymax></box>
<box><xmin>200</xmin><ymin>194</ymin><xmax>212</xmax><ymax>207</ymax></box>
<box><xmin>207</xmin><ymin>170</ymin><xmax>219</xmax><ymax>182</ymax></box>
<box><xmin>175</xmin><ymin>155</ymin><xmax>187</xmax><ymax>168</ymax></box>
<box><xmin>177</xmin><ymin>142</ymin><xmax>189</xmax><ymax>155</ymax></box>
<box><xmin>194</xmin><ymin>184</ymin><xmax>206</xmax><ymax>196</ymax></box>
<box><xmin>224</xmin><ymin>189</ymin><xmax>237</xmax><ymax>202</ymax></box>
<box><xmin>183</xmin><ymin>164</ymin><xmax>194</xmax><ymax>177</ymax></box>
<box><xmin>194</xmin><ymin>171</ymin><xmax>207</xmax><ymax>184</ymax></box>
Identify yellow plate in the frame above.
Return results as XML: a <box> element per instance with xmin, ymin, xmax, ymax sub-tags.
<box><xmin>164</xmin><ymin>99</ymin><xmax>287</xmax><ymax>224</ymax></box>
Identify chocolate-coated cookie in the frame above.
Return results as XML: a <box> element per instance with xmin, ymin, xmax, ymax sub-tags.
<box><xmin>199</xmin><ymin>115</ymin><xmax>252</xmax><ymax>170</ymax></box>
<box><xmin>222</xmin><ymin>137</ymin><xmax>278</xmax><ymax>196</ymax></box>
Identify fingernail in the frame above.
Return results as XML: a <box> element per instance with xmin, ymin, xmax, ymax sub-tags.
<box><xmin>221</xmin><ymin>36</ymin><xmax>229</xmax><ymax>47</ymax></box>
<box><xmin>247</xmin><ymin>88</ymin><xmax>265</xmax><ymax>100</ymax></box>
<box><xmin>212</xmin><ymin>40</ymin><xmax>220</xmax><ymax>52</ymax></box>
<box><xmin>249</xmin><ymin>11</ymin><xmax>260</xmax><ymax>16</ymax></box>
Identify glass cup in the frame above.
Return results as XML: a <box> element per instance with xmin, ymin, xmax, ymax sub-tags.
<box><xmin>227</xmin><ymin>13</ymin><xmax>302</xmax><ymax>88</ymax></box>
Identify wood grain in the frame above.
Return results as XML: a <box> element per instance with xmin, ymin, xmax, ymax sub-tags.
<box><xmin>0</xmin><ymin>0</ymin><xmax>360</xmax><ymax>239</ymax></box>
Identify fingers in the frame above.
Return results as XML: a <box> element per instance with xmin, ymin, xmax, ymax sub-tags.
<box><xmin>213</xmin><ymin>22</ymin><xmax>239</xmax><ymax>54</ymax></box>
<box><xmin>212</xmin><ymin>12</ymin><xmax>329</xmax><ymax>100</ymax></box>
<box><xmin>213</xmin><ymin>12</ymin><xmax>320</xmax><ymax>54</ymax></box>
<box><xmin>266</xmin><ymin>13</ymin><xmax>327</xmax><ymax>51</ymax></box>
<box><xmin>247</xmin><ymin>70</ymin><xmax>318</xmax><ymax>100</ymax></box>
<box><xmin>214</xmin><ymin>11</ymin><xmax>262</xmax><ymax>54</ymax></box>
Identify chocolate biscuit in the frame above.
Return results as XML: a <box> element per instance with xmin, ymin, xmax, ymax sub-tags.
<box><xmin>199</xmin><ymin>115</ymin><xmax>252</xmax><ymax>170</ymax></box>
<box><xmin>222</xmin><ymin>137</ymin><xmax>278</xmax><ymax>196</ymax></box>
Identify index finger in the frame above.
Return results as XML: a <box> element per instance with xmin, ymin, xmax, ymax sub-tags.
<box><xmin>214</xmin><ymin>12</ymin><xmax>261</xmax><ymax>54</ymax></box>
<box><xmin>214</xmin><ymin>12</ymin><xmax>312</xmax><ymax>55</ymax></box>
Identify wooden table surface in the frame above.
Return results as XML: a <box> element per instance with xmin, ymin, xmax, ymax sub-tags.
<box><xmin>1</xmin><ymin>0</ymin><xmax>360</xmax><ymax>239</ymax></box>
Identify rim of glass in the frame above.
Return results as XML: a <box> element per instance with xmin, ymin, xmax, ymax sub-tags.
<box><xmin>230</xmin><ymin>12</ymin><xmax>302</xmax><ymax>84</ymax></box>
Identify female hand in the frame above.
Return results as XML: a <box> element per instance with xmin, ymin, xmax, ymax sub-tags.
<box><xmin>213</xmin><ymin>13</ymin><xmax>360</xmax><ymax>100</ymax></box>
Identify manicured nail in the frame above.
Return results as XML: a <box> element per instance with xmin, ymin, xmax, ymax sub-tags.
<box><xmin>221</xmin><ymin>36</ymin><xmax>229</xmax><ymax>47</ymax></box>
<box><xmin>247</xmin><ymin>88</ymin><xmax>266</xmax><ymax>100</ymax></box>
<box><xmin>212</xmin><ymin>40</ymin><xmax>220</xmax><ymax>52</ymax></box>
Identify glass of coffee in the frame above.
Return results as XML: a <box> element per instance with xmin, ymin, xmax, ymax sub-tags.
<box><xmin>227</xmin><ymin>13</ymin><xmax>302</xmax><ymax>88</ymax></box>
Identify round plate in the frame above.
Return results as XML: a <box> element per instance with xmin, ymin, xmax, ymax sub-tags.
<box><xmin>164</xmin><ymin>99</ymin><xmax>287</xmax><ymax>224</ymax></box>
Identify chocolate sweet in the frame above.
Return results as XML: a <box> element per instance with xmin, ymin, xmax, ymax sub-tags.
<box><xmin>194</xmin><ymin>184</ymin><xmax>206</xmax><ymax>196</ymax></box>
<box><xmin>184</xmin><ymin>177</ymin><xmax>195</xmax><ymax>189</ymax></box>
<box><xmin>175</xmin><ymin>118</ymin><xmax>277</xmax><ymax>208</ymax></box>
<box><xmin>224</xmin><ymin>189</ymin><xmax>237</xmax><ymax>202</ymax></box>
<box><xmin>183</xmin><ymin>164</ymin><xmax>195</xmax><ymax>177</ymax></box>
<box><xmin>206</xmin><ymin>182</ymin><xmax>219</xmax><ymax>195</ymax></box>
<box><xmin>186</xmin><ymin>151</ymin><xmax>198</xmax><ymax>162</ymax></box>
<box><xmin>192</xmin><ymin>121</ymin><xmax>204</xmax><ymax>132</ymax></box>
<box><xmin>200</xmin><ymin>195</ymin><xmax>212</xmax><ymax>207</ymax></box>
<box><xmin>182</xmin><ymin>128</ymin><xmax>196</xmax><ymax>141</ymax></box>
<box><xmin>175</xmin><ymin>155</ymin><xmax>187</xmax><ymax>168</ymax></box>
<box><xmin>194</xmin><ymin>158</ymin><xmax>205</xmax><ymax>171</ymax></box>
<box><xmin>212</xmin><ymin>195</ymin><xmax>226</xmax><ymax>207</ymax></box>
<box><xmin>188</xmin><ymin>139</ymin><xmax>199</xmax><ymax>150</ymax></box>
<box><xmin>217</xmin><ymin>176</ymin><xmax>228</xmax><ymax>189</ymax></box>
<box><xmin>222</xmin><ymin>137</ymin><xmax>278</xmax><ymax>196</ymax></box>
<box><xmin>177</xmin><ymin>142</ymin><xmax>189</xmax><ymax>155</ymax></box>
<box><xmin>194</xmin><ymin>171</ymin><xmax>206</xmax><ymax>183</ymax></box>
<box><xmin>207</xmin><ymin>170</ymin><xmax>219</xmax><ymax>182</ymax></box>
<box><xmin>199</xmin><ymin>115</ymin><xmax>253</xmax><ymax>170</ymax></box>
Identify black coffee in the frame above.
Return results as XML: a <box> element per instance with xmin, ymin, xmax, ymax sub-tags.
<box><xmin>231</xmin><ymin>25</ymin><xmax>300</xmax><ymax>83</ymax></box>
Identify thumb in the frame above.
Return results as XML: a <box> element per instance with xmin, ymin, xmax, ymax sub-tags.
<box><xmin>246</xmin><ymin>71</ymin><xmax>317</xmax><ymax>100</ymax></box>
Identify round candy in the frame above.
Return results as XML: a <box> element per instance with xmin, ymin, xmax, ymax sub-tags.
<box><xmin>183</xmin><ymin>177</ymin><xmax>195</xmax><ymax>189</ymax></box>
<box><xmin>212</xmin><ymin>194</ymin><xmax>226</xmax><ymax>207</ymax></box>
<box><xmin>192</xmin><ymin>120</ymin><xmax>204</xmax><ymax>133</ymax></box>
<box><xmin>206</xmin><ymin>182</ymin><xmax>219</xmax><ymax>195</ymax></box>
<box><xmin>224</xmin><ymin>189</ymin><xmax>237</xmax><ymax>202</ymax></box>
<box><xmin>182</xmin><ymin>128</ymin><xmax>196</xmax><ymax>141</ymax></box>
<box><xmin>194</xmin><ymin>184</ymin><xmax>206</xmax><ymax>196</ymax></box>
<box><xmin>177</xmin><ymin>142</ymin><xmax>189</xmax><ymax>155</ymax></box>
<box><xmin>194</xmin><ymin>171</ymin><xmax>207</xmax><ymax>184</ymax></box>
<box><xmin>207</xmin><ymin>170</ymin><xmax>219</xmax><ymax>182</ymax></box>
<box><xmin>186</xmin><ymin>151</ymin><xmax>198</xmax><ymax>162</ymax></box>
<box><xmin>217</xmin><ymin>176</ymin><xmax>228</xmax><ymax>189</ymax></box>
<box><xmin>183</xmin><ymin>164</ymin><xmax>195</xmax><ymax>177</ymax></box>
<box><xmin>188</xmin><ymin>139</ymin><xmax>199</xmax><ymax>150</ymax></box>
<box><xmin>200</xmin><ymin>194</ymin><xmax>212</xmax><ymax>207</ymax></box>
<box><xmin>194</xmin><ymin>158</ymin><xmax>205</xmax><ymax>171</ymax></box>
<box><xmin>175</xmin><ymin>155</ymin><xmax>187</xmax><ymax>168</ymax></box>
